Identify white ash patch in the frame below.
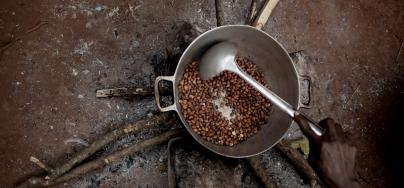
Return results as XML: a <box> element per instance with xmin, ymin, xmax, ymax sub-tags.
<box><xmin>107</xmin><ymin>7</ymin><xmax>120</xmax><ymax>18</ymax></box>
<box><xmin>64</xmin><ymin>137</ymin><xmax>89</xmax><ymax>147</ymax></box>
<box><xmin>211</xmin><ymin>91</ymin><xmax>235</xmax><ymax>121</ymax></box>
<box><xmin>82</xmin><ymin>69</ymin><xmax>90</xmax><ymax>74</ymax></box>
<box><xmin>74</xmin><ymin>39</ymin><xmax>93</xmax><ymax>55</ymax></box>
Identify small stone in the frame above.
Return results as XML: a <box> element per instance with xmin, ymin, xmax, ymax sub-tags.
<box><xmin>72</xmin><ymin>68</ymin><xmax>78</xmax><ymax>76</ymax></box>
<box><xmin>82</xmin><ymin>70</ymin><xmax>90</xmax><ymax>74</ymax></box>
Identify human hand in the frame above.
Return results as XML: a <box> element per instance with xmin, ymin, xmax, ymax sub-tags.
<box><xmin>294</xmin><ymin>113</ymin><xmax>360</xmax><ymax>188</ymax></box>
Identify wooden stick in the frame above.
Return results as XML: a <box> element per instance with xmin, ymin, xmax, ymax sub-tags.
<box><xmin>0</xmin><ymin>38</ymin><xmax>20</xmax><ymax>54</ymax></box>
<box><xmin>395</xmin><ymin>39</ymin><xmax>404</xmax><ymax>64</ymax></box>
<box><xmin>215</xmin><ymin>0</ymin><xmax>225</xmax><ymax>26</ymax></box>
<box><xmin>30</xmin><ymin>156</ymin><xmax>53</xmax><ymax>174</ymax></box>
<box><xmin>29</xmin><ymin>129</ymin><xmax>184</xmax><ymax>187</ymax></box>
<box><xmin>0</xmin><ymin>21</ymin><xmax>48</xmax><ymax>54</ymax></box>
<box><xmin>274</xmin><ymin>140</ymin><xmax>318</xmax><ymax>187</ymax></box>
<box><xmin>167</xmin><ymin>137</ymin><xmax>184</xmax><ymax>188</ymax></box>
<box><xmin>24</xmin><ymin>21</ymin><xmax>48</xmax><ymax>34</ymax></box>
<box><xmin>252</xmin><ymin>0</ymin><xmax>279</xmax><ymax>30</ymax></box>
<box><xmin>36</xmin><ymin>113</ymin><xmax>172</xmax><ymax>182</ymax></box>
<box><xmin>246</xmin><ymin>156</ymin><xmax>277</xmax><ymax>188</ymax></box>
<box><xmin>96</xmin><ymin>86</ymin><xmax>171</xmax><ymax>98</ymax></box>
<box><xmin>246</xmin><ymin>0</ymin><xmax>258</xmax><ymax>25</ymax></box>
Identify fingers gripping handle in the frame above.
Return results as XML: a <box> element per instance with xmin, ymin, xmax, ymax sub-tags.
<box><xmin>154</xmin><ymin>76</ymin><xmax>177</xmax><ymax>112</ymax></box>
<box><xmin>295</xmin><ymin>112</ymin><xmax>325</xmax><ymax>137</ymax></box>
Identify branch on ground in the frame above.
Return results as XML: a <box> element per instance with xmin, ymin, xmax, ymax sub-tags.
<box><xmin>26</xmin><ymin>113</ymin><xmax>174</xmax><ymax>186</ymax></box>
<box><xmin>29</xmin><ymin>129</ymin><xmax>184</xmax><ymax>187</ymax></box>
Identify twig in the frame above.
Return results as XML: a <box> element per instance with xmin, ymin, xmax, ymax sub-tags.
<box><xmin>246</xmin><ymin>156</ymin><xmax>277</xmax><ymax>188</ymax></box>
<box><xmin>0</xmin><ymin>38</ymin><xmax>20</xmax><ymax>54</ymax></box>
<box><xmin>29</xmin><ymin>129</ymin><xmax>184</xmax><ymax>187</ymax></box>
<box><xmin>252</xmin><ymin>0</ymin><xmax>279</xmax><ymax>30</ymax></box>
<box><xmin>357</xmin><ymin>172</ymin><xmax>370</xmax><ymax>185</ymax></box>
<box><xmin>246</xmin><ymin>0</ymin><xmax>258</xmax><ymax>25</ymax></box>
<box><xmin>96</xmin><ymin>86</ymin><xmax>171</xmax><ymax>98</ymax></box>
<box><xmin>24</xmin><ymin>21</ymin><xmax>49</xmax><ymax>34</ymax></box>
<box><xmin>274</xmin><ymin>140</ymin><xmax>318</xmax><ymax>187</ymax></box>
<box><xmin>395</xmin><ymin>39</ymin><xmax>403</xmax><ymax>64</ymax></box>
<box><xmin>0</xmin><ymin>21</ymin><xmax>48</xmax><ymax>54</ymax></box>
<box><xmin>215</xmin><ymin>0</ymin><xmax>225</xmax><ymax>26</ymax></box>
<box><xmin>343</xmin><ymin>86</ymin><xmax>360</xmax><ymax>109</ymax></box>
<box><xmin>29</xmin><ymin>113</ymin><xmax>172</xmax><ymax>184</ymax></box>
<box><xmin>30</xmin><ymin>157</ymin><xmax>53</xmax><ymax>174</ymax></box>
<box><xmin>167</xmin><ymin>137</ymin><xmax>184</xmax><ymax>188</ymax></box>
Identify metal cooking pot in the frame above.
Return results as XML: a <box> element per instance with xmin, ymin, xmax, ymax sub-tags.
<box><xmin>155</xmin><ymin>25</ymin><xmax>305</xmax><ymax>158</ymax></box>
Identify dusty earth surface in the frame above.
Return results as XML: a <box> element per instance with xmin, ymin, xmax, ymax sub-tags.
<box><xmin>0</xmin><ymin>0</ymin><xmax>403</xmax><ymax>187</ymax></box>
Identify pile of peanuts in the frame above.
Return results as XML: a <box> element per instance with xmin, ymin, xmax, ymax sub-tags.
<box><xmin>178</xmin><ymin>57</ymin><xmax>271</xmax><ymax>146</ymax></box>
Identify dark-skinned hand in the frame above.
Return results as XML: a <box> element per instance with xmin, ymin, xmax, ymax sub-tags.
<box><xmin>294</xmin><ymin>113</ymin><xmax>360</xmax><ymax>188</ymax></box>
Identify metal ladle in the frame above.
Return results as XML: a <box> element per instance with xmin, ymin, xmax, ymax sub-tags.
<box><xmin>199</xmin><ymin>41</ymin><xmax>324</xmax><ymax>136</ymax></box>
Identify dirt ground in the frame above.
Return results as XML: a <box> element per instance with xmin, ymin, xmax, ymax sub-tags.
<box><xmin>0</xmin><ymin>0</ymin><xmax>403</xmax><ymax>187</ymax></box>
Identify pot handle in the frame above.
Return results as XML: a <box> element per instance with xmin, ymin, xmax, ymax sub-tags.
<box><xmin>154</xmin><ymin>76</ymin><xmax>177</xmax><ymax>112</ymax></box>
<box><xmin>298</xmin><ymin>75</ymin><xmax>312</xmax><ymax>109</ymax></box>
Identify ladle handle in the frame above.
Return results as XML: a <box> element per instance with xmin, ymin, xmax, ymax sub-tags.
<box><xmin>295</xmin><ymin>112</ymin><xmax>324</xmax><ymax>136</ymax></box>
<box><xmin>233</xmin><ymin>67</ymin><xmax>324</xmax><ymax>136</ymax></box>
